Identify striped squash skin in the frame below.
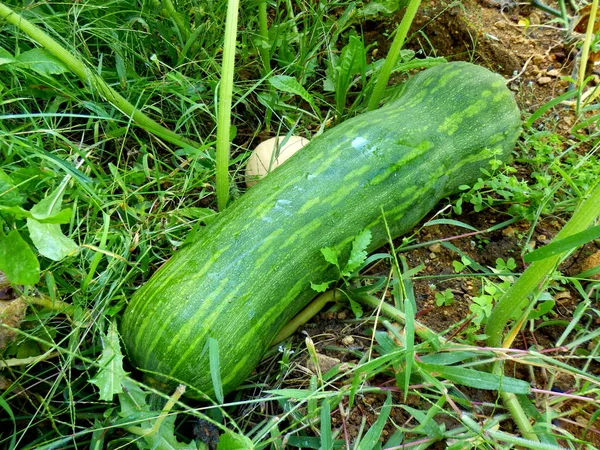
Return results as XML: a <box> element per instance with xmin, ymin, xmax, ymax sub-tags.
<box><xmin>121</xmin><ymin>62</ymin><xmax>521</xmax><ymax>398</ymax></box>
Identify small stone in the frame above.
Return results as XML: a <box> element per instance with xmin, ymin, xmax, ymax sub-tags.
<box><xmin>495</xmin><ymin>21</ymin><xmax>507</xmax><ymax>29</ymax></box>
<box><xmin>533</xmin><ymin>54</ymin><xmax>545</xmax><ymax>65</ymax></box>
<box><xmin>429</xmin><ymin>252</ymin><xmax>437</xmax><ymax>259</ymax></box>
<box><xmin>537</xmin><ymin>76</ymin><xmax>552</xmax><ymax>85</ymax></box>
<box><xmin>337</xmin><ymin>311</ymin><xmax>347</xmax><ymax>320</ymax></box>
<box><xmin>536</xmin><ymin>234</ymin><xmax>547</xmax><ymax>242</ymax></box>
<box><xmin>307</xmin><ymin>353</ymin><xmax>341</xmax><ymax>374</ymax></box>
<box><xmin>547</xmin><ymin>69</ymin><xmax>560</xmax><ymax>77</ymax></box>
<box><xmin>580</xmin><ymin>251</ymin><xmax>600</xmax><ymax>280</ymax></box>
<box><xmin>342</xmin><ymin>335</ymin><xmax>355</xmax><ymax>346</ymax></box>
<box><xmin>429</xmin><ymin>243</ymin><xmax>442</xmax><ymax>253</ymax></box>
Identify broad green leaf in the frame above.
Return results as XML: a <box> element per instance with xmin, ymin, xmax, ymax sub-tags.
<box><xmin>16</xmin><ymin>48</ymin><xmax>68</xmax><ymax>75</ymax></box>
<box><xmin>320</xmin><ymin>247</ymin><xmax>339</xmax><ymax>268</ymax></box>
<box><xmin>142</xmin><ymin>415</ymin><xmax>198</xmax><ymax>450</ymax></box>
<box><xmin>27</xmin><ymin>219</ymin><xmax>78</xmax><ymax>261</ymax></box>
<box><xmin>0</xmin><ymin>230</ymin><xmax>40</xmax><ymax>285</ymax></box>
<box><xmin>269</xmin><ymin>75</ymin><xmax>317</xmax><ymax>110</ymax></box>
<box><xmin>421</xmin><ymin>364</ymin><xmax>531</xmax><ymax>394</ymax></box>
<box><xmin>26</xmin><ymin>184</ymin><xmax>78</xmax><ymax>261</ymax></box>
<box><xmin>0</xmin><ymin>170</ymin><xmax>24</xmax><ymax>207</ymax></box>
<box><xmin>0</xmin><ymin>205</ymin><xmax>72</xmax><ymax>223</ymax></box>
<box><xmin>357</xmin><ymin>0</ymin><xmax>409</xmax><ymax>17</ymax></box>
<box><xmin>356</xmin><ymin>392</ymin><xmax>392</xmax><ymax>450</ymax></box>
<box><xmin>90</xmin><ymin>321</ymin><xmax>129</xmax><ymax>401</ymax></box>
<box><xmin>0</xmin><ymin>47</ymin><xmax>16</xmax><ymax>66</ymax></box>
<box><xmin>217</xmin><ymin>431</ymin><xmax>254</xmax><ymax>450</ymax></box>
<box><xmin>524</xmin><ymin>225</ymin><xmax>600</xmax><ymax>262</ymax></box>
<box><xmin>118</xmin><ymin>378</ymin><xmax>148</xmax><ymax>417</ymax></box>
<box><xmin>342</xmin><ymin>229</ymin><xmax>372</xmax><ymax>276</ymax></box>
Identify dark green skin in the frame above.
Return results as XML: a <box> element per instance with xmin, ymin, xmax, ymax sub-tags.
<box><xmin>121</xmin><ymin>62</ymin><xmax>521</xmax><ymax>398</ymax></box>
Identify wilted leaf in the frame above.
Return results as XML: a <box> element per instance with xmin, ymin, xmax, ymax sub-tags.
<box><xmin>0</xmin><ymin>298</ymin><xmax>28</xmax><ymax>350</ymax></box>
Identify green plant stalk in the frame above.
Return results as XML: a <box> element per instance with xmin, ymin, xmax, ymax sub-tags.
<box><xmin>272</xmin><ymin>290</ymin><xmax>337</xmax><ymax>344</ymax></box>
<box><xmin>485</xmin><ymin>181</ymin><xmax>600</xmax><ymax>348</ymax></box>
<box><xmin>216</xmin><ymin>0</ymin><xmax>240</xmax><ymax>210</ymax></box>
<box><xmin>257</xmin><ymin>0</ymin><xmax>271</xmax><ymax>77</ymax></box>
<box><xmin>0</xmin><ymin>2</ymin><xmax>200</xmax><ymax>151</ymax></box>
<box><xmin>149</xmin><ymin>0</ymin><xmax>190</xmax><ymax>44</ymax></box>
<box><xmin>367</xmin><ymin>0</ymin><xmax>421</xmax><ymax>111</ymax></box>
<box><xmin>578</xmin><ymin>0</ymin><xmax>598</xmax><ymax>90</ymax></box>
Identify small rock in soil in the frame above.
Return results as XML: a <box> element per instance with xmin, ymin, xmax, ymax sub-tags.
<box><xmin>307</xmin><ymin>353</ymin><xmax>341</xmax><ymax>374</ymax></box>
<box><xmin>537</xmin><ymin>76</ymin><xmax>552</xmax><ymax>85</ymax></box>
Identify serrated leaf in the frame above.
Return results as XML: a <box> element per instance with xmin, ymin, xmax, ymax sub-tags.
<box><xmin>342</xmin><ymin>229</ymin><xmax>372</xmax><ymax>276</ymax></box>
<box><xmin>311</xmin><ymin>281</ymin><xmax>332</xmax><ymax>293</ymax></box>
<box><xmin>320</xmin><ymin>247</ymin><xmax>339</xmax><ymax>268</ymax></box>
<box><xmin>90</xmin><ymin>321</ymin><xmax>129</xmax><ymax>401</ymax></box>
<box><xmin>0</xmin><ymin>229</ymin><xmax>40</xmax><ymax>285</ymax></box>
<box><xmin>16</xmin><ymin>48</ymin><xmax>68</xmax><ymax>75</ymax></box>
<box><xmin>217</xmin><ymin>431</ymin><xmax>254</xmax><ymax>450</ymax></box>
<box><xmin>348</xmin><ymin>298</ymin><xmax>363</xmax><ymax>318</ymax></box>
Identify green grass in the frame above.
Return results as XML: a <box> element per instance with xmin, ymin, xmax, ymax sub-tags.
<box><xmin>1</xmin><ymin>0</ymin><xmax>600</xmax><ymax>448</ymax></box>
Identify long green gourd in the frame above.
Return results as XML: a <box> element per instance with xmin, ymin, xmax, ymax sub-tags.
<box><xmin>121</xmin><ymin>62</ymin><xmax>521</xmax><ymax>398</ymax></box>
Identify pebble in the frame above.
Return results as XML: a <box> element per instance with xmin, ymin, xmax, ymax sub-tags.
<box><xmin>429</xmin><ymin>243</ymin><xmax>442</xmax><ymax>253</ymax></box>
<box><xmin>342</xmin><ymin>335</ymin><xmax>355</xmax><ymax>346</ymax></box>
<box><xmin>547</xmin><ymin>69</ymin><xmax>560</xmax><ymax>77</ymax></box>
<box><xmin>537</xmin><ymin>76</ymin><xmax>552</xmax><ymax>85</ymax></box>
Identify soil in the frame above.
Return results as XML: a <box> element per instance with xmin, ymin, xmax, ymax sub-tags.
<box><xmin>230</xmin><ymin>1</ymin><xmax>600</xmax><ymax>448</ymax></box>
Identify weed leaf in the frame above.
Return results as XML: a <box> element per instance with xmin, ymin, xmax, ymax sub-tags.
<box><xmin>90</xmin><ymin>321</ymin><xmax>129</xmax><ymax>401</ymax></box>
<box><xmin>209</xmin><ymin>337</ymin><xmax>224</xmax><ymax>403</ymax></box>
<box><xmin>269</xmin><ymin>75</ymin><xmax>316</xmax><ymax>109</ymax></box>
<box><xmin>311</xmin><ymin>281</ymin><xmax>332</xmax><ymax>293</ymax></box>
<box><xmin>26</xmin><ymin>184</ymin><xmax>78</xmax><ymax>261</ymax></box>
<box><xmin>0</xmin><ymin>47</ymin><xmax>16</xmax><ymax>66</ymax></box>
<box><xmin>0</xmin><ymin>170</ymin><xmax>24</xmax><ymax>206</ymax></box>
<box><xmin>421</xmin><ymin>364</ymin><xmax>531</xmax><ymax>394</ymax></box>
<box><xmin>319</xmin><ymin>400</ymin><xmax>333</xmax><ymax>450</ymax></box>
<box><xmin>342</xmin><ymin>229</ymin><xmax>372</xmax><ymax>276</ymax></box>
<box><xmin>217</xmin><ymin>431</ymin><xmax>254</xmax><ymax>450</ymax></box>
<box><xmin>16</xmin><ymin>48</ymin><xmax>68</xmax><ymax>75</ymax></box>
<box><xmin>0</xmin><ymin>229</ymin><xmax>40</xmax><ymax>284</ymax></box>
<box><xmin>320</xmin><ymin>247</ymin><xmax>339</xmax><ymax>268</ymax></box>
<box><xmin>524</xmin><ymin>225</ymin><xmax>600</xmax><ymax>262</ymax></box>
<box><xmin>356</xmin><ymin>391</ymin><xmax>392</xmax><ymax>450</ymax></box>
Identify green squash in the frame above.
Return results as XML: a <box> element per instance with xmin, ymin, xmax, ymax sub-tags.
<box><xmin>121</xmin><ymin>62</ymin><xmax>521</xmax><ymax>398</ymax></box>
